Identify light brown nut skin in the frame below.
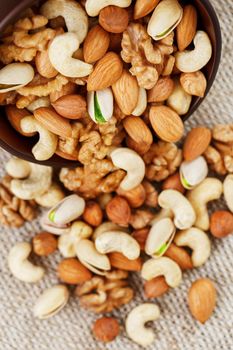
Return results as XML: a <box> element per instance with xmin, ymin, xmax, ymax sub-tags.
<box><xmin>210</xmin><ymin>210</ymin><xmax>233</xmax><ymax>238</ymax></box>
<box><xmin>162</xmin><ymin>172</ymin><xmax>185</xmax><ymax>194</ymax></box>
<box><xmin>58</xmin><ymin>258</ymin><xmax>92</xmax><ymax>285</ymax></box>
<box><xmin>131</xmin><ymin>227</ymin><xmax>150</xmax><ymax>251</ymax></box>
<box><xmin>148</xmin><ymin>77</ymin><xmax>174</xmax><ymax>103</ymax></box>
<box><xmin>52</xmin><ymin>94</ymin><xmax>87</xmax><ymax>119</ymax></box>
<box><xmin>99</xmin><ymin>6</ymin><xmax>129</xmax><ymax>33</ymax></box>
<box><xmin>134</xmin><ymin>0</ymin><xmax>160</xmax><ymax>19</ymax></box>
<box><xmin>144</xmin><ymin>276</ymin><xmax>169</xmax><ymax>299</ymax></box>
<box><xmin>5</xmin><ymin>105</ymin><xmax>36</xmax><ymax>137</ymax></box>
<box><xmin>109</xmin><ymin>252</ymin><xmax>142</xmax><ymax>271</ymax></box>
<box><xmin>106</xmin><ymin>196</ymin><xmax>131</xmax><ymax>227</ymax></box>
<box><xmin>188</xmin><ymin>278</ymin><xmax>217</xmax><ymax>324</ymax></box>
<box><xmin>83</xmin><ymin>25</ymin><xmax>110</xmax><ymax>63</ymax></box>
<box><xmin>35</xmin><ymin>50</ymin><xmax>58</xmax><ymax>79</ymax></box>
<box><xmin>116</xmin><ymin>184</ymin><xmax>146</xmax><ymax>208</ymax></box>
<box><xmin>83</xmin><ymin>201</ymin><xmax>103</xmax><ymax>227</ymax></box>
<box><xmin>183</xmin><ymin>126</ymin><xmax>211</xmax><ymax>161</ymax></box>
<box><xmin>164</xmin><ymin>243</ymin><xmax>193</xmax><ymax>270</ymax></box>
<box><xmin>33</xmin><ymin>232</ymin><xmax>57</xmax><ymax>256</ymax></box>
<box><xmin>177</xmin><ymin>5</ymin><xmax>197</xmax><ymax>51</ymax></box>
<box><xmin>93</xmin><ymin>317</ymin><xmax>120</xmax><ymax>343</ymax></box>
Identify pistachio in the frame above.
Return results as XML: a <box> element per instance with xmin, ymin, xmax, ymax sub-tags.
<box><xmin>145</xmin><ymin>218</ymin><xmax>176</xmax><ymax>258</ymax></box>
<box><xmin>87</xmin><ymin>88</ymin><xmax>113</xmax><ymax>124</ymax></box>
<box><xmin>180</xmin><ymin>156</ymin><xmax>208</xmax><ymax>190</ymax></box>
<box><xmin>76</xmin><ymin>239</ymin><xmax>111</xmax><ymax>275</ymax></box>
<box><xmin>41</xmin><ymin>195</ymin><xmax>85</xmax><ymax>235</ymax></box>
<box><xmin>0</xmin><ymin>63</ymin><xmax>34</xmax><ymax>93</ymax></box>
<box><xmin>33</xmin><ymin>285</ymin><xmax>69</xmax><ymax>319</ymax></box>
<box><xmin>147</xmin><ymin>0</ymin><xmax>183</xmax><ymax>41</ymax></box>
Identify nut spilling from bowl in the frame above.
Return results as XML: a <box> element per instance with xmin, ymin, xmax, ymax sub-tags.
<box><xmin>0</xmin><ymin>0</ymin><xmax>212</xmax><ymax>162</ymax></box>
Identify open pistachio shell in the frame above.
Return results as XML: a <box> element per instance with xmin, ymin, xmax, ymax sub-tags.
<box><xmin>87</xmin><ymin>87</ymin><xmax>113</xmax><ymax>124</ymax></box>
<box><xmin>145</xmin><ymin>218</ymin><xmax>176</xmax><ymax>258</ymax></box>
<box><xmin>180</xmin><ymin>156</ymin><xmax>208</xmax><ymax>190</ymax></box>
<box><xmin>0</xmin><ymin>63</ymin><xmax>34</xmax><ymax>93</ymax></box>
<box><xmin>33</xmin><ymin>285</ymin><xmax>69</xmax><ymax>319</ymax></box>
<box><xmin>147</xmin><ymin>0</ymin><xmax>183</xmax><ymax>41</ymax></box>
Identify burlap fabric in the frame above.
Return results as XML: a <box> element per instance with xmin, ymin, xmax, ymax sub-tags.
<box><xmin>0</xmin><ymin>1</ymin><xmax>233</xmax><ymax>349</ymax></box>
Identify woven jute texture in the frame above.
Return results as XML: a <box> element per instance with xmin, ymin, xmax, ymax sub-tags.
<box><xmin>0</xmin><ymin>1</ymin><xmax>233</xmax><ymax>349</ymax></box>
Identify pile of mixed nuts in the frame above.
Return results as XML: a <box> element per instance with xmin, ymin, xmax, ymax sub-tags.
<box><xmin>0</xmin><ymin>0</ymin><xmax>211</xmax><ymax>163</ymax></box>
<box><xmin>0</xmin><ymin>0</ymin><xmax>229</xmax><ymax>347</ymax></box>
<box><xmin>3</xmin><ymin>122</ymin><xmax>233</xmax><ymax>346</ymax></box>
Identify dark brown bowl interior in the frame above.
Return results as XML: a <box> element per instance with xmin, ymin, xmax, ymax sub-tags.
<box><xmin>0</xmin><ymin>0</ymin><xmax>222</xmax><ymax>168</ymax></box>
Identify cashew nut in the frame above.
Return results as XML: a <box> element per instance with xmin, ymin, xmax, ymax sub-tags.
<box><xmin>174</xmin><ymin>228</ymin><xmax>211</xmax><ymax>267</ymax></box>
<box><xmin>33</xmin><ymin>285</ymin><xmax>69</xmax><ymax>319</ymax></box>
<box><xmin>132</xmin><ymin>88</ymin><xmax>147</xmax><ymax>116</ymax></box>
<box><xmin>93</xmin><ymin>221</ymin><xmax>129</xmax><ymax>241</ymax></box>
<box><xmin>85</xmin><ymin>0</ymin><xmax>132</xmax><ymax>17</ymax></box>
<box><xmin>167</xmin><ymin>79</ymin><xmax>192</xmax><ymax>115</ymax></box>
<box><xmin>110</xmin><ymin>148</ymin><xmax>145</xmax><ymax>191</ymax></box>
<box><xmin>35</xmin><ymin>183</ymin><xmax>65</xmax><ymax>208</ymax></box>
<box><xmin>158</xmin><ymin>190</ymin><xmax>196</xmax><ymax>230</ymax></box>
<box><xmin>126</xmin><ymin>303</ymin><xmax>160</xmax><ymax>346</ymax></box>
<box><xmin>58</xmin><ymin>221</ymin><xmax>93</xmax><ymax>257</ymax></box>
<box><xmin>8</xmin><ymin>242</ymin><xmax>45</xmax><ymax>283</ymax></box>
<box><xmin>76</xmin><ymin>239</ymin><xmax>111</xmax><ymax>275</ymax></box>
<box><xmin>10</xmin><ymin>163</ymin><xmax>52</xmax><ymax>200</ymax></box>
<box><xmin>150</xmin><ymin>208</ymin><xmax>174</xmax><ymax>226</ymax></box>
<box><xmin>145</xmin><ymin>218</ymin><xmax>176</xmax><ymax>258</ymax></box>
<box><xmin>95</xmin><ymin>231</ymin><xmax>140</xmax><ymax>260</ymax></box>
<box><xmin>27</xmin><ymin>97</ymin><xmax>50</xmax><ymax>112</ymax></box>
<box><xmin>5</xmin><ymin>157</ymin><xmax>31</xmax><ymax>179</ymax></box>
<box><xmin>141</xmin><ymin>257</ymin><xmax>182</xmax><ymax>288</ymax></box>
<box><xmin>175</xmin><ymin>31</ymin><xmax>212</xmax><ymax>72</ymax></box>
<box><xmin>223</xmin><ymin>175</ymin><xmax>233</xmax><ymax>212</ymax></box>
<box><xmin>187</xmin><ymin>178</ymin><xmax>223</xmax><ymax>231</ymax></box>
<box><xmin>49</xmin><ymin>33</ymin><xmax>93</xmax><ymax>78</ymax></box>
<box><xmin>21</xmin><ymin>116</ymin><xmax>58</xmax><ymax>161</ymax></box>
<box><xmin>41</xmin><ymin>0</ymin><xmax>88</xmax><ymax>43</ymax></box>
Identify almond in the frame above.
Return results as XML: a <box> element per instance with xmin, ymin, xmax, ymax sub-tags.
<box><xmin>149</xmin><ymin>105</ymin><xmax>184</xmax><ymax>142</ymax></box>
<box><xmin>210</xmin><ymin>210</ymin><xmax>233</xmax><ymax>238</ymax></box>
<box><xmin>144</xmin><ymin>276</ymin><xmax>169</xmax><ymax>299</ymax></box>
<box><xmin>131</xmin><ymin>227</ymin><xmax>150</xmax><ymax>250</ymax></box>
<box><xmin>188</xmin><ymin>278</ymin><xmax>217</xmax><ymax>323</ymax></box>
<box><xmin>5</xmin><ymin>105</ymin><xmax>36</xmax><ymax>137</ymax></box>
<box><xmin>106</xmin><ymin>195</ymin><xmax>131</xmax><ymax>227</ymax></box>
<box><xmin>134</xmin><ymin>0</ymin><xmax>160</xmax><ymax>19</ymax></box>
<box><xmin>35</xmin><ymin>50</ymin><xmax>58</xmax><ymax>79</ymax></box>
<box><xmin>58</xmin><ymin>258</ymin><xmax>92</xmax><ymax>284</ymax></box>
<box><xmin>83</xmin><ymin>201</ymin><xmax>103</xmax><ymax>227</ymax></box>
<box><xmin>126</xmin><ymin>136</ymin><xmax>151</xmax><ymax>155</ymax></box>
<box><xmin>93</xmin><ymin>317</ymin><xmax>120</xmax><ymax>343</ymax></box>
<box><xmin>50</xmin><ymin>82</ymin><xmax>77</xmax><ymax>103</ymax></box>
<box><xmin>34</xmin><ymin>107</ymin><xmax>72</xmax><ymax>138</ymax></box>
<box><xmin>99</xmin><ymin>6</ymin><xmax>129</xmax><ymax>33</ymax></box>
<box><xmin>112</xmin><ymin>70</ymin><xmax>139</xmax><ymax>115</ymax></box>
<box><xmin>55</xmin><ymin>149</ymin><xmax>79</xmax><ymax>161</ymax></box>
<box><xmin>183</xmin><ymin>126</ymin><xmax>211</xmax><ymax>161</ymax></box>
<box><xmin>108</xmin><ymin>252</ymin><xmax>142</xmax><ymax>271</ymax></box>
<box><xmin>83</xmin><ymin>25</ymin><xmax>110</xmax><ymax>64</ymax></box>
<box><xmin>162</xmin><ymin>172</ymin><xmax>185</xmax><ymax>194</ymax></box>
<box><xmin>164</xmin><ymin>243</ymin><xmax>193</xmax><ymax>270</ymax></box>
<box><xmin>52</xmin><ymin>94</ymin><xmax>86</xmax><ymax>119</ymax></box>
<box><xmin>177</xmin><ymin>5</ymin><xmax>197</xmax><ymax>51</ymax></box>
<box><xmin>123</xmin><ymin>116</ymin><xmax>153</xmax><ymax>154</ymax></box>
<box><xmin>87</xmin><ymin>52</ymin><xmax>123</xmax><ymax>91</ymax></box>
<box><xmin>33</xmin><ymin>232</ymin><xmax>57</xmax><ymax>256</ymax></box>
<box><xmin>117</xmin><ymin>184</ymin><xmax>146</xmax><ymax>208</ymax></box>
<box><xmin>148</xmin><ymin>77</ymin><xmax>174</xmax><ymax>103</ymax></box>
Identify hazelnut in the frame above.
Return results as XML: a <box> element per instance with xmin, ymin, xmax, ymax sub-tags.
<box><xmin>210</xmin><ymin>210</ymin><xmax>233</xmax><ymax>238</ymax></box>
<box><xmin>162</xmin><ymin>172</ymin><xmax>185</xmax><ymax>194</ymax></box>
<box><xmin>99</xmin><ymin>6</ymin><xmax>129</xmax><ymax>33</ymax></box>
<box><xmin>83</xmin><ymin>201</ymin><xmax>103</xmax><ymax>227</ymax></box>
<box><xmin>58</xmin><ymin>258</ymin><xmax>92</xmax><ymax>284</ymax></box>
<box><xmin>116</xmin><ymin>184</ymin><xmax>146</xmax><ymax>208</ymax></box>
<box><xmin>32</xmin><ymin>232</ymin><xmax>57</xmax><ymax>256</ymax></box>
<box><xmin>93</xmin><ymin>317</ymin><xmax>120</xmax><ymax>343</ymax></box>
<box><xmin>131</xmin><ymin>227</ymin><xmax>150</xmax><ymax>250</ymax></box>
<box><xmin>144</xmin><ymin>276</ymin><xmax>169</xmax><ymax>299</ymax></box>
<box><xmin>106</xmin><ymin>196</ymin><xmax>131</xmax><ymax>226</ymax></box>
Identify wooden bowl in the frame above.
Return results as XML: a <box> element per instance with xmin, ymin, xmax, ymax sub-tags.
<box><xmin>0</xmin><ymin>0</ymin><xmax>222</xmax><ymax>167</ymax></box>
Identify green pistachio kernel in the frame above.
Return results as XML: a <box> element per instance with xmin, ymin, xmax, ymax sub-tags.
<box><xmin>180</xmin><ymin>173</ymin><xmax>192</xmax><ymax>190</ymax></box>
<box><xmin>94</xmin><ymin>93</ymin><xmax>106</xmax><ymax>124</ymax></box>
<box><xmin>155</xmin><ymin>243</ymin><xmax>168</xmax><ymax>256</ymax></box>
<box><xmin>49</xmin><ymin>210</ymin><xmax>56</xmax><ymax>222</ymax></box>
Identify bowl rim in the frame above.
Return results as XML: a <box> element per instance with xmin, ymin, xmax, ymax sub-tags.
<box><xmin>0</xmin><ymin>0</ymin><xmax>222</xmax><ymax>168</ymax></box>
